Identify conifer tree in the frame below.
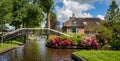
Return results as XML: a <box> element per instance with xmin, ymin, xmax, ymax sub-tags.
<box><xmin>105</xmin><ymin>0</ymin><xmax>120</xmax><ymax>26</ymax></box>
<box><xmin>105</xmin><ymin>0</ymin><xmax>120</xmax><ymax>43</ymax></box>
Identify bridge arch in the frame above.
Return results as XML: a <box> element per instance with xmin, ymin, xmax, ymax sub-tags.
<box><xmin>1</xmin><ymin>28</ymin><xmax>70</xmax><ymax>43</ymax></box>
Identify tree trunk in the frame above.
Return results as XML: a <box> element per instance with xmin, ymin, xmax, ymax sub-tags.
<box><xmin>48</xmin><ymin>12</ymin><xmax>51</xmax><ymax>29</ymax></box>
<box><xmin>46</xmin><ymin>12</ymin><xmax>51</xmax><ymax>40</ymax></box>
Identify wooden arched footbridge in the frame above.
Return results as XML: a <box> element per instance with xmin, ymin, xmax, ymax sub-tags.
<box><xmin>1</xmin><ymin>28</ymin><xmax>70</xmax><ymax>42</ymax></box>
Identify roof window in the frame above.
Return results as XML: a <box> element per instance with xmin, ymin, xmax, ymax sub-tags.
<box><xmin>74</xmin><ymin>21</ymin><xmax>77</xmax><ymax>24</ymax></box>
<box><xmin>96</xmin><ymin>22</ymin><xmax>100</xmax><ymax>25</ymax></box>
<box><xmin>83</xmin><ymin>22</ymin><xmax>87</xmax><ymax>25</ymax></box>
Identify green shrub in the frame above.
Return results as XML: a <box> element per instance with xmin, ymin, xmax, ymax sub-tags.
<box><xmin>49</xmin><ymin>35</ymin><xmax>58</xmax><ymax>40</ymax></box>
<box><xmin>102</xmin><ymin>44</ymin><xmax>111</xmax><ymax>50</ymax></box>
<box><xmin>60</xmin><ymin>35</ymin><xmax>70</xmax><ymax>41</ymax></box>
<box><xmin>71</xmin><ymin>36</ymin><xmax>80</xmax><ymax>45</ymax></box>
<box><xmin>71</xmin><ymin>34</ymin><xmax>86</xmax><ymax>45</ymax></box>
<box><xmin>110</xmin><ymin>42</ymin><xmax>120</xmax><ymax>47</ymax></box>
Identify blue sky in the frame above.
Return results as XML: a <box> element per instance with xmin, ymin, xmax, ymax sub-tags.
<box><xmin>85</xmin><ymin>1</ymin><xmax>109</xmax><ymax>17</ymax></box>
<box><xmin>54</xmin><ymin>0</ymin><xmax>120</xmax><ymax>26</ymax></box>
<box><xmin>55</xmin><ymin>0</ymin><xmax>109</xmax><ymax>16</ymax></box>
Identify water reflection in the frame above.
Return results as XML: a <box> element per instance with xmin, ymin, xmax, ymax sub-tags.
<box><xmin>23</xmin><ymin>40</ymin><xmax>40</xmax><ymax>61</ymax></box>
<box><xmin>0</xmin><ymin>38</ymin><xmax>79</xmax><ymax>61</ymax></box>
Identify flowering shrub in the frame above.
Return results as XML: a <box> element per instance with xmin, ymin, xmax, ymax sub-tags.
<box><xmin>49</xmin><ymin>35</ymin><xmax>99</xmax><ymax>49</ymax></box>
<box><xmin>50</xmin><ymin>36</ymin><xmax>77</xmax><ymax>46</ymax></box>
<box><xmin>81</xmin><ymin>37</ymin><xmax>99</xmax><ymax>49</ymax></box>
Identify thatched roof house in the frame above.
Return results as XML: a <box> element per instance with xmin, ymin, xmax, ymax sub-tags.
<box><xmin>62</xmin><ymin>14</ymin><xmax>103</xmax><ymax>34</ymax></box>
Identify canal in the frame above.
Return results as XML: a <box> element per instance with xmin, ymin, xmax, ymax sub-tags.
<box><xmin>0</xmin><ymin>37</ymin><xmax>80</xmax><ymax>61</ymax></box>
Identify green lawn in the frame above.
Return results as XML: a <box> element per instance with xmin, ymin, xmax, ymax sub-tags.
<box><xmin>73</xmin><ymin>50</ymin><xmax>120</xmax><ymax>61</ymax></box>
<box><xmin>0</xmin><ymin>40</ymin><xmax>23</xmax><ymax>51</ymax></box>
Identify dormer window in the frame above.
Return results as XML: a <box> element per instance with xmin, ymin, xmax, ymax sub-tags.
<box><xmin>74</xmin><ymin>21</ymin><xmax>76</xmax><ymax>24</ymax></box>
<box><xmin>96</xmin><ymin>22</ymin><xmax>100</xmax><ymax>25</ymax></box>
<box><xmin>83</xmin><ymin>22</ymin><xmax>87</xmax><ymax>25</ymax></box>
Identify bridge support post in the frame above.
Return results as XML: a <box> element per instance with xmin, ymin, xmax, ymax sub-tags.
<box><xmin>21</xmin><ymin>29</ymin><xmax>26</xmax><ymax>44</ymax></box>
<box><xmin>23</xmin><ymin>34</ymin><xmax>26</xmax><ymax>44</ymax></box>
<box><xmin>46</xmin><ymin>29</ymin><xmax>50</xmax><ymax>40</ymax></box>
<box><xmin>47</xmin><ymin>35</ymin><xmax>49</xmax><ymax>40</ymax></box>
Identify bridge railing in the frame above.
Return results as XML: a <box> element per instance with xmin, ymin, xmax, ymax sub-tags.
<box><xmin>1</xmin><ymin>28</ymin><xmax>71</xmax><ymax>42</ymax></box>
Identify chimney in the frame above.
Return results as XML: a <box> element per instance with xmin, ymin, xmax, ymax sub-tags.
<box><xmin>72</xmin><ymin>13</ymin><xmax>75</xmax><ymax>17</ymax></box>
<box><xmin>70</xmin><ymin>13</ymin><xmax>75</xmax><ymax>19</ymax></box>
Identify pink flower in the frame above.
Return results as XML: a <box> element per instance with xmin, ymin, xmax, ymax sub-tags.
<box><xmin>59</xmin><ymin>42</ymin><xmax>62</xmax><ymax>46</ymax></box>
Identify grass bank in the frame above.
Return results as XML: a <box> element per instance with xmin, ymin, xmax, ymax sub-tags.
<box><xmin>0</xmin><ymin>40</ymin><xmax>23</xmax><ymax>51</ymax></box>
<box><xmin>73</xmin><ymin>50</ymin><xmax>120</xmax><ymax>61</ymax></box>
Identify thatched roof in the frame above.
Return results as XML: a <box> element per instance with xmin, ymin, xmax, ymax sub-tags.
<box><xmin>63</xmin><ymin>16</ymin><xmax>103</xmax><ymax>31</ymax></box>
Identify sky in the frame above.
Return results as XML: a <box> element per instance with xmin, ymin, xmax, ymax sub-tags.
<box><xmin>54</xmin><ymin>0</ymin><xmax>120</xmax><ymax>27</ymax></box>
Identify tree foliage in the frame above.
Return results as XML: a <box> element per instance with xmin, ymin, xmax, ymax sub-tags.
<box><xmin>0</xmin><ymin>0</ymin><xmax>55</xmax><ymax>29</ymax></box>
<box><xmin>9</xmin><ymin>0</ymin><xmax>44</xmax><ymax>29</ymax></box>
<box><xmin>21</xmin><ymin>3</ymin><xmax>44</xmax><ymax>28</ymax></box>
<box><xmin>105</xmin><ymin>0</ymin><xmax>120</xmax><ymax>41</ymax></box>
<box><xmin>38</xmin><ymin>0</ymin><xmax>54</xmax><ymax>28</ymax></box>
<box><xmin>105</xmin><ymin>0</ymin><xmax>120</xmax><ymax>26</ymax></box>
<box><xmin>101</xmin><ymin>0</ymin><xmax>120</xmax><ymax>47</ymax></box>
<box><xmin>0</xmin><ymin>0</ymin><xmax>12</xmax><ymax>26</ymax></box>
<box><xmin>50</xmin><ymin>11</ymin><xmax>59</xmax><ymax>29</ymax></box>
<box><xmin>95</xmin><ymin>26</ymin><xmax>113</xmax><ymax>46</ymax></box>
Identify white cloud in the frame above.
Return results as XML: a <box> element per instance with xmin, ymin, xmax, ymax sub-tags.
<box><xmin>55</xmin><ymin>0</ymin><xmax>94</xmax><ymax>23</ymax></box>
<box><xmin>78</xmin><ymin>13</ymin><xmax>93</xmax><ymax>18</ymax></box>
<box><xmin>97</xmin><ymin>15</ymin><xmax>104</xmax><ymax>20</ymax></box>
<box><xmin>54</xmin><ymin>0</ymin><xmax>104</xmax><ymax>4</ymax></box>
<box><xmin>72</xmin><ymin>0</ymin><xmax>104</xmax><ymax>4</ymax></box>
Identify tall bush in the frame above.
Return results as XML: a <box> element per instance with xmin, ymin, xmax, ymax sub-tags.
<box><xmin>95</xmin><ymin>26</ymin><xmax>113</xmax><ymax>47</ymax></box>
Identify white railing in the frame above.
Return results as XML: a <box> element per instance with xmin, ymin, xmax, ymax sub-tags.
<box><xmin>2</xmin><ymin>28</ymin><xmax>71</xmax><ymax>37</ymax></box>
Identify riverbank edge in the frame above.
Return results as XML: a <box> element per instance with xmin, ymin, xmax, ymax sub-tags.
<box><xmin>71</xmin><ymin>53</ymin><xmax>87</xmax><ymax>61</ymax></box>
<box><xmin>0</xmin><ymin>44</ymin><xmax>24</xmax><ymax>55</ymax></box>
<box><xmin>46</xmin><ymin>43</ymin><xmax>87</xmax><ymax>49</ymax></box>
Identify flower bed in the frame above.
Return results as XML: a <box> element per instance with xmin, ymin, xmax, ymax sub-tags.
<box><xmin>46</xmin><ymin>35</ymin><xmax>99</xmax><ymax>49</ymax></box>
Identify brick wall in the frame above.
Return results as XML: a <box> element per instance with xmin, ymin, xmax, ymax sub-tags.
<box><xmin>66</xmin><ymin>28</ymin><xmax>70</xmax><ymax>34</ymax></box>
<box><xmin>78</xmin><ymin>28</ymin><xmax>84</xmax><ymax>34</ymax></box>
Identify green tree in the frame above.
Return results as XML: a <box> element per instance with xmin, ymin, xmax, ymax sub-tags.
<box><xmin>0</xmin><ymin>0</ymin><xmax>12</xmax><ymax>44</ymax></box>
<box><xmin>21</xmin><ymin>3</ymin><xmax>44</xmax><ymax>28</ymax></box>
<box><xmin>105</xmin><ymin>0</ymin><xmax>120</xmax><ymax>26</ymax></box>
<box><xmin>0</xmin><ymin>0</ymin><xmax>12</xmax><ymax>26</ymax></box>
<box><xmin>10</xmin><ymin>0</ymin><xmax>27</xmax><ymax>29</ymax></box>
<box><xmin>50</xmin><ymin>11</ymin><xmax>59</xmax><ymax>29</ymax></box>
<box><xmin>104</xmin><ymin>0</ymin><xmax>120</xmax><ymax>47</ymax></box>
<box><xmin>10</xmin><ymin>0</ymin><xmax>44</xmax><ymax>29</ymax></box>
<box><xmin>38</xmin><ymin>0</ymin><xmax>54</xmax><ymax>28</ymax></box>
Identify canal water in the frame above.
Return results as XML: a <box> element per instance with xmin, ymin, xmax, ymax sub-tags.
<box><xmin>0</xmin><ymin>37</ymin><xmax>80</xmax><ymax>61</ymax></box>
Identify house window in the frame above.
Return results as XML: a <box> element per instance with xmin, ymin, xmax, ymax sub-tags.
<box><xmin>70</xmin><ymin>28</ymin><xmax>78</xmax><ymax>34</ymax></box>
<box><xmin>83</xmin><ymin>22</ymin><xmax>87</xmax><ymax>25</ymax></box>
<box><xmin>96</xmin><ymin>22</ymin><xmax>100</xmax><ymax>25</ymax></box>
